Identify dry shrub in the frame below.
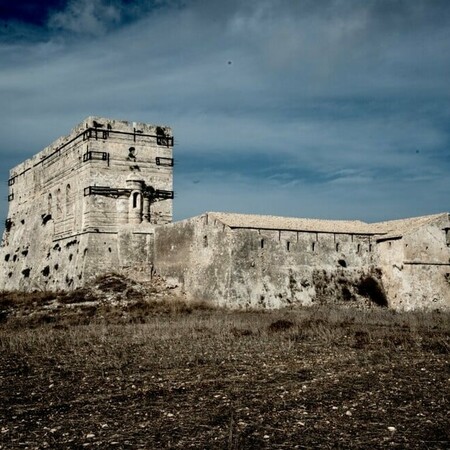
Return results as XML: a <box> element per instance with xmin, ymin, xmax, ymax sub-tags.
<box><xmin>268</xmin><ymin>319</ymin><xmax>295</xmax><ymax>333</ymax></box>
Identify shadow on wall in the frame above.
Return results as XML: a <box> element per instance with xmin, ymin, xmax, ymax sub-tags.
<box><xmin>313</xmin><ymin>268</ymin><xmax>388</xmax><ymax>307</ymax></box>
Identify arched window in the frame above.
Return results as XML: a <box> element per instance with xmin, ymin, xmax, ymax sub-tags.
<box><xmin>132</xmin><ymin>192</ymin><xmax>140</xmax><ymax>208</ymax></box>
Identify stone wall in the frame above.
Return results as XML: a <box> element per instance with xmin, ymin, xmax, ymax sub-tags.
<box><xmin>154</xmin><ymin>214</ymin><xmax>383</xmax><ymax>308</ymax></box>
<box><xmin>377</xmin><ymin>216</ymin><xmax>450</xmax><ymax>311</ymax></box>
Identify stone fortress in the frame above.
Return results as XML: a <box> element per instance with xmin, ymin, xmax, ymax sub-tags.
<box><xmin>1</xmin><ymin>117</ymin><xmax>449</xmax><ymax>310</ymax></box>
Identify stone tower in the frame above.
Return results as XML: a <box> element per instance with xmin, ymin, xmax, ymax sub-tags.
<box><xmin>0</xmin><ymin>117</ymin><xmax>174</xmax><ymax>291</ymax></box>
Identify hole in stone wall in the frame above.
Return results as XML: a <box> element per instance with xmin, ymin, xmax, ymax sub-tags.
<box><xmin>42</xmin><ymin>214</ymin><xmax>52</xmax><ymax>225</ymax></box>
<box><xmin>260</xmin><ymin>239</ymin><xmax>264</xmax><ymax>249</ymax></box>
<box><xmin>108</xmin><ymin>247</ymin><xmax>112</xmax><ymax>253</ymax></box>
<box><xmin>21</xmin><ymin>250</ymin><xmax>28</xmax><ymax>256</ymax></box>
<box><xmin>338</xmin><ymin>259</ymin><xmax>347</xmax><ymax>268</ymax></box>
<box><xmin>357</xmin><ymin>244</ymin><xmax>361</xmax><ymax>254</ymax></box>
<box><xmin>83</xmin><ymin>249</ymin><xmax>88</xmax><ymax>256</ymax></box>
<box><xmin>53</xmin><ymin>243</ymin><xmax>60</xmax><ymax>251</ymax></box>
<box><xmin>54</xmin><ymin>264</ymin><xmax>59</xmax><ymax>271</ymax></box>
<box><xmin>8</xmin><ymin>272</ymin><xmax>12</xmax><ymax>278</ymax></box>
<box><xmin>342</xmin><ymin>286</ymin><xmax>353</xmax><ymax>301</ymax></box>
<box><xmin>369</xmin><ymin>244</ymin><xmax>373</xmax><ymax>252</ymax></box>
<box><xmin>20</xmin><ymin>219</ymin><xmax>25</xmax><ymax>224</ymax></box>
<box><xmin>357</xmin><ymin>275</ymin><xmax>388</xmax><ymax>307</ymax></box>
<box><xmin>42</xmin><ymin>266</ymin><xmax>50</xmax><ymax>277</ymax></box>
<box><xmin>69</xmin><ymin>254</ymin><xmax>73</xmax><ymax>261</ymax></box>
<box><xmin>4</xmin><ymin>254</ymin><xmax>10</xmax><ymax>262</ymax></box>
<box><xmin>13</xmin><ymin>255</ymin><xmax>17</xmax><ymax>262</ymax></box>
<box><xmin>203</xmin><ymin>235</ymin><xmax>208</xmax><ymax>247</ymax></box>
<box><xmin>286</xmin><ymin>241</ymin><xmax>290</xmax><ymax>251</ymax></box>
<box><xmin>312</xmin><ymin>242</ymin><xmax>316</xmax><ymax>252</ymax></box>
<box><xmin>22</xmin><ymin>268</ymin><xmax>31</xmax><ymax>278</ymax></box>
<box><xmin>335</xmin><ymin>243</ymin><xmax>339</xmax><ymax>252</ymax></box>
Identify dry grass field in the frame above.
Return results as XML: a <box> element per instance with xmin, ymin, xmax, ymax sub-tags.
<box><xmin>0</xmin><ymin>279</ymin><xmax>449</xmax><ymax>449</ymax></box>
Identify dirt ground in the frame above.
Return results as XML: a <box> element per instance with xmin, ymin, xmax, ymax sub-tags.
<box><xmin>0</xmin><ymin>280</ymin><xmax>449</xmax><ymax>449</ymax></box>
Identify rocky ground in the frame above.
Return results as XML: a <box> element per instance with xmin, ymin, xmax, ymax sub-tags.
<box><xmin>0</xmin><ymin>274</ymin><xmax>449</xmax><ymax>449</ymax></box>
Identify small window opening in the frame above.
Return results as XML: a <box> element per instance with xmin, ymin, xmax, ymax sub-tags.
<box><xmin>369</xmin><ymin>244</ymin><xmax>373</xmax><ymax>252</ymax></box>
<box><xmin>312</xmin><ymin>242</ymin><xmax>316</xmax><ymax>252</ymax></box>
<box><xmin>132</xmin><ymin>192</ymin><xmax>139</xmax><ymax>208</ymax></box>
<box><xmin>260</xmin><ymin>239</ymin><xmax>264</xmax><ymax>249</ymax></box>
<box><xmin>357</xmin><ymin>244</ymin><xmax>361</xmax><ymax>254</ymax></box>
<box><xmin>203</xmin><ymin>235</ymin><xmax>208</xmax><ymax>247</ymax></box>
<box><xmin>335</xmin><ymin>243</ymin><xmax>339</xmax><ymax>252</ymax></box>
<box><xmin>286</xmin><ymin>241</ymin><xmax>290</xmax><ymax>251</ymax></box>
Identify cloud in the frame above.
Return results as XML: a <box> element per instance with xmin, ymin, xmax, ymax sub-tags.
<box><xmin>47</xmin><ymin>0</ymin><xmax>122</xmax><ymax>36</ymax></box>
<box><xmin>0</xmin><ymin>0</ymin><xmax>449</xmax><ymax>232</ymax></box>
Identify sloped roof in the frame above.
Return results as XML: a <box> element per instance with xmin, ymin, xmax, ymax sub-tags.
<box><xmin>207</xmin><ymin>212</ymin><xmax>449</xmax><ymax>237</ymax></box>
<box><xmin>208</xmin><ymin>212</ymin><xmax>377</xmax><ymax>234</ymax></box>
<box><xmin>369</xmin><ymin>213</ymin><xmax>449</xmax><ymax>239</ymax></box>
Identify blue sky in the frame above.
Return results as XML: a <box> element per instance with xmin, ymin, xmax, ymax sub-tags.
<box><xmin>0</xmin><ymin>0</ymin><xmax>449</xmax><ymax>227</ymax></box>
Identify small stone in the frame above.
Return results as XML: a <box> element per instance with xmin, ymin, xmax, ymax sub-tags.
<box><xmin>86</xmin><ymin>433</ymin><xmax>95</xmax><ymax>438</ymax></box>
<box><xmin>387</xmin><ymin>427</ymin><xmax>396</xmax><ymax>432</ymax></box>
<box><xmin>345</xmin><ymin>410</ymin><xmax>352</xmax><ymax>416</ymax></box>
<box><xmin>263</xmin><ymin>435</ymin><xmax>270</xmax><ymax>439</ymax></box>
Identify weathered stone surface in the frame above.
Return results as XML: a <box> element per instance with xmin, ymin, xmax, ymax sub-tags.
<box><xmin>1</xmin><ymin>118</ymin><xmax>449</xmax><ymax>310</ymax></box>
<box><xmin>0</xmin><ymin>117</ymin><xmax>173</xmax><ymax>291</ymax></box>
<box><xmin>154</xmin><ymin>212</ymin><xmax>450</xmax><ymax>310</ymax></box>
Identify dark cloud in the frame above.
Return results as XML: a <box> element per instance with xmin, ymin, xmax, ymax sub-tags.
<box><xmin>0</xmin><ymin>0</ymin><xmax>449</xmax><ymax>229</ymax></box>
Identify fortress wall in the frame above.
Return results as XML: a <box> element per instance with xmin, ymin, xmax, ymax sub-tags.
<box><xmin>154</xmin><ymin>214</ymin><xmax>379</xmax><ymax>308</ymax></box>
<box><xmin>0</xmin><ymin>117</ymin><xmax>172</xmax><ymax>291</ymax></box>
<box><xmin>377</xmin><ymin>219</ymin><xmax>450</xmax><ymax>310</ymax></box>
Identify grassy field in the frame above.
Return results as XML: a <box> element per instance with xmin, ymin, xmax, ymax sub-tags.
<box><xmin>0</xmin><ymin>288</ymin><xmax>449</xmax><ymax>449</ymax></box>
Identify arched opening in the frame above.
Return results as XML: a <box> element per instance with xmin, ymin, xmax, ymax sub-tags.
<box><xmin>132</xmin><ymin>192</ymin><xmax>140</xmax><ymax>208</ymax></box>
<box><xmin>128</xmin><ymin>190</ymin><xmax>143</xmax><ymax>224</ymax></box>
